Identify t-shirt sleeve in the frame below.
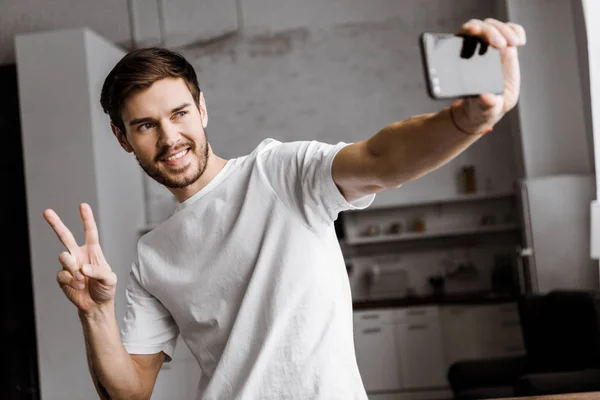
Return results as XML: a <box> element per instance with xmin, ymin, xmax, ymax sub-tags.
<box><xmin>258</xmin><ymin>140</ymin><xmax>375</xmax><ymax>228</ymax></box>
<box><xmin>120</xmin><ymin>266</ymin><xmax>179</xmax><ymax>362</ymax></box>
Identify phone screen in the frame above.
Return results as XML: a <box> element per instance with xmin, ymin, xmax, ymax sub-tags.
<box><xmin>420</xmin><ymin>33</ymin><xmax>504</xmax><ymax>99</ymax></box>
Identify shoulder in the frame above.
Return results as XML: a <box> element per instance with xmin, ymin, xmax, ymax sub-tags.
<box><xmin>253</xmin><ymin>138</ymin><xmax>345</xmax><ymax>163</ymax></box>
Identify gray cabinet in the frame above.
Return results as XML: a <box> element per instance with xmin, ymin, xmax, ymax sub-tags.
<box><xmin>353</xmin><ymin>310</ymin><xmax>403</xmax><ymax>392</ymax></box>
<box><xmin>440</xmin><ymin>303</ymin><xmax>525</xmax><ymax>371</ymax></box>
<box><xmin>395</xmin><ymin>307</ymin><xmax>446</xmax><ymax>389</ymax></box>
<box><xmin>353</xmin><ymin>303</ymin><xmax>524</xmax><ymax>399</ymax></box>
<box><xmin>353</xmin><ymin>307</ymin><xmax>447</xmax><ymax>394</ymax></box>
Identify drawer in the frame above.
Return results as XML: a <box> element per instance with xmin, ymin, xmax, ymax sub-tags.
<box><xmin>476</xmin><ymin>303</ymin><xmax>519</xmax><ymax>320</ymax></box>
<box><xmin>354</xmin><ymin>309</ymin><xmax>395</xmax><ymax>325</ymax></box>
<box><xmin>397</xmin><ymin>306</ymin><xmax>439</xmax><ymax>323</ymax></box>
<box><xmin>479</xmin><ymin>317</ymin><xmax>521</xmax><ymax>334</ymax></box>
<box><xmin>482</xmin><ymin>340</ymin><xmax>526</xmax><ymax>358</ymax></box>
<box><xmin>479</xmin><ymin>325</ymin><xmax>524</xmax><ymax>354</ymax></box>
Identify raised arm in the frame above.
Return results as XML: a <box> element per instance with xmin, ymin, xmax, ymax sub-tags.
<box><xmin>43</xmin><ymin>203</ymin><xmax>163</xmax><ymax>399</ymax></box>
<box><xmin>332</xmin><ymin>18</ymin><xmax>526</xmax><ymax>202</ymax></box>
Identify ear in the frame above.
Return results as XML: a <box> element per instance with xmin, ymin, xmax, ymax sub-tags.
<box><xmin>111</xmin><ymin>122</ymin><xmax>134</xmax><ymax>153</ymax></box>
<box><xmin>199</xmin><ymin>91</ymin><xmax>208</xmax><ymax>129</ymax></box>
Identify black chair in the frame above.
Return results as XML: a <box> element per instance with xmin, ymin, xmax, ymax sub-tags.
<box><xmin>448</xmin><ymin>290</ymin><xmax>600</xmax><ymax>399</ymax></box>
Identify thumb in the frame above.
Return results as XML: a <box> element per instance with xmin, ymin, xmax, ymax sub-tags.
<box><xmin>81</xmin><ymin>264</ymin><xmax>117</xmax><ymax>286</ymax></box>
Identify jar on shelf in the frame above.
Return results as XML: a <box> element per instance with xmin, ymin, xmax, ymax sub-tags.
<box><xmin>461</xmin><ymin>165</ymin><xmax>477</xmax><ymax>193</ymax></box>
<box><xmin>412</xmin><ymin>217</ymin><xmax>426</xmax><ymax>232</ymax></box>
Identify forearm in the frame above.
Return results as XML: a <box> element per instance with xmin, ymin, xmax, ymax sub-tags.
<box><xmin>365</xmin><ymin>104</ymin><xmax>484</xmax><ymax>187</ymax></box>
<box><xmin>79</xmin><ymin>304</ymin><xmax>145</xmax><ymax>400</ymax></box>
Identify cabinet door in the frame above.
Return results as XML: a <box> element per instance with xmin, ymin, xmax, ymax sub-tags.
<box><xmin>440</xmin><ymin>306</ymin><xmax>480</xmax><ymax>370</ymax></box>
<box><xmin>354</xmin><ymin>312</ymin><xmax>402</xmax><ymax>392</ymax></box>
<box><xmin>475</xmin><ymin>304</ymin><xmax>525</xmax><ymax>358</ymax></box>
<box><xmin>396</xmin><ymin>318</ymin><xmax>447</xmax><ymax>389</ymax></box>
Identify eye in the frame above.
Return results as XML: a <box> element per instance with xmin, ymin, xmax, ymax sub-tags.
<box><xmin>174</xmin><ymin>111</ymin><xmax>188</xmax><ymax>119</ymax></box>
<box><xmin>138</xmin><ymin>122</ymin><xmax>155</xmax><ymax>132</ymax></box>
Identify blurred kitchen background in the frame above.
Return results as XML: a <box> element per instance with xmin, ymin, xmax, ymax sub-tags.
<box><xmin>3</xmin><ymin>0</ymin><xmax>600</xmax><ymax>399</ymax></box>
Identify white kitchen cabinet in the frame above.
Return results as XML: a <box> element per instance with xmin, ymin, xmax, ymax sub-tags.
<box><xmin>475</xmin><ymin>303</ymin><xmax>525</xmax><ymax>358</ymax></box>
<box><xmin>368</xmin><ymin>394</ymin><xmax>404</xmax><ymax>400</ymax></box>
<box><xmin>440</xmin><ymin>303</ymin><xmax>525</xmax><ymax>371</ymax></box>
<box><xmin>395</xmin><ymin>307</ymin><xmax>447</xmax><ymax>389</ymax></box>
<box><xmin>368</xmin><ymin>391</ymin><xmax>451</xmax><ymax>400</ymax></box>
<box><xmin>353</xmin><ymin>310</ymin><xmax>403</xmax><ymax>392</ymax></box>
<box><xmin>440</xmin><ymin>306</ymin><xmax>480</xmax><ymax>370</ymax></box>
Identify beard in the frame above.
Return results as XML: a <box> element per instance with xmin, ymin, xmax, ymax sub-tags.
<box><xmin>135</xmin><ymin>136</ymin><xmax>210</xmax><ymax>189</ymax></box>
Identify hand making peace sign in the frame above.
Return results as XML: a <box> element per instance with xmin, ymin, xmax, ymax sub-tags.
<box><xmin>43</xmin><ymin>203</ymin><xmax>117</xmax><ymax>315</ymax></box>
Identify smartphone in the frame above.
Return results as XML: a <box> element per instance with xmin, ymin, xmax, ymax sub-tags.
<box><xmin>420</xmin><ymin>32</ymin><xmax>504</xmax><ymax>100</ymax></box>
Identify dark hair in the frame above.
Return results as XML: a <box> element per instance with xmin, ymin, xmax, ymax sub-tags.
<box><xmin>100</xmin><ymin>47</ymin><xmax>201</xmax><ymax>134</ymax></box>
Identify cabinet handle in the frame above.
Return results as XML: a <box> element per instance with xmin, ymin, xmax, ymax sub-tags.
<box><xmin>408</xmin><ymin>324</ymin><xmax>429</xmax><ymax>330</ymax></box>
<box><xmin>362</xmin><ymin>327</ymin><xmax>382</xmax><ymax>334</ymax></box>
<box><xmin>361</xmin><ymin>314</ymin><xmax>380</xmax><ymax>320</ymax></box>
<box><xmin>407</xmin><ymin>309</ymin><xmax>427</xmax><ymax>316</ymax></box>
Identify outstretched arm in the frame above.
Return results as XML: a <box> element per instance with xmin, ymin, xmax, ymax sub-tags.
<box><xmin>332</xmin><ymin>18</ymin><xmax>526</xmax><ymax>202</ymax></box>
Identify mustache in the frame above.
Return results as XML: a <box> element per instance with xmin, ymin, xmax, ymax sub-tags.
<box><xmin>155</xmin><ymin>142</ymin><xmax>194</xmax><ymax>162</ymax></box>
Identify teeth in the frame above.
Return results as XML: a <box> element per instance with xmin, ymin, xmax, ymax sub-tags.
<box><xmin>165</xmin><ymin>150</ymin><xmax>187</xmax><ymax>161</ymax></box>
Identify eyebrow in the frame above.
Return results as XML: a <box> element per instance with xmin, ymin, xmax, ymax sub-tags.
<box><xmin>128</xmin><ymin>103</ymin><xmax>192</xmax><ymax>126</ymax></box>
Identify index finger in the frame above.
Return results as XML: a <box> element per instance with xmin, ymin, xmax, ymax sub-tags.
<box><xmin>43</xmin><ymin>209</ymin><xmax>79</xmax><ymax>254</ymax></box>
<box><xmin>457</xmin><ymin>19</ymin><xmax>506</xmax><ymax>48</ymax></box>
<box><xmin>80</xmin><ymin>203</ymin><xmax>99</xmax><ymax>245</ymax></box>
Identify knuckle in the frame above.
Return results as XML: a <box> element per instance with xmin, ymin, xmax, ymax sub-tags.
<box><xmin>58</xmin><ymin>251</ymin><xmax>69</xmax><ymax>263</ymax></box>
<box><xmin>56</xmin><ymin>270</ymin><xmax>70</xmax><ymax>285</ymax></box>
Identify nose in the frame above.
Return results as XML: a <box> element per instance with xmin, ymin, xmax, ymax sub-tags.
<box><xmin>157</xmin><ymin>121</ymin><xmax>182</xmax><ymax>148</ymax></box>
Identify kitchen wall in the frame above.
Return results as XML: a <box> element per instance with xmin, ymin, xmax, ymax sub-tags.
<box><xmin>582</xmin><ymin>0</ymin><xmax>600</xmax><ymax>258</ymax></box>
<box><xmin>6</xmin><ymin>0</ymin><xmax>593</xmax><ymax>297</ymax></box>
<box><xmin>4</xmin><ymin>0</ymin><xmax>592</xmax><ymax>222</ymax></box>
<box><xmin>0</xmin><ymin>0</ymin><xmax>132</xmax><ymax>64</ymax></box>
<box><xmin>504</xmin><ymin>0</ymin><xmax>594</xmax><ymax>179</ymax></box>
<box><xmin>143</xmin><ymin>0</ymin><xmax>510</xmax><ymax>222</ymax></box>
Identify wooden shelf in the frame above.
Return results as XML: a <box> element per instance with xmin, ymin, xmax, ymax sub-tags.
<box><xmin>347</xmin><ymin>191</ymin><xmax>516</xmax><ymax>212</ymax></box>
<box><xmin>345</xmin><ymin>223</ymin><xmax>521</xmax><ymax>245</ymax></box>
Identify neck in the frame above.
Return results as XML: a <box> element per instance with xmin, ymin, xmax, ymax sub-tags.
<box><xmin>169</xmin><ymin>151</ymin><xmax>228</xmax><ymax>203</ymax></box>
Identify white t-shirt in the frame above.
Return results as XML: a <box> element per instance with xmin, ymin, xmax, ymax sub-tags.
<box><xmin>120</xmin><ymin>138</ymin><xmax>375</xmax><ymax>400</ymax></box>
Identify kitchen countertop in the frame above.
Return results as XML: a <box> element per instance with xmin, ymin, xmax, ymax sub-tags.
<box><xmin>494</xmin><ymin>393</ymin><xmax>600</xmax><ymax>400</ymax></box>
<box><xmin>352</xmin><ymin>292</ymin><xmax>519</xmax><ymax>310</ymax></box>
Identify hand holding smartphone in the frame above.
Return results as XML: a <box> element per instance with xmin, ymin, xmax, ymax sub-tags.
<box><xmin>420</xmin><ymin>32</ymin><xmax>504</xmax><ymax>100</ymax></box>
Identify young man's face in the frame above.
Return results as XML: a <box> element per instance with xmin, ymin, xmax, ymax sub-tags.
<box><xmin>114</xmin><ymin>77</ymin><xmax>209</xmax><ymax>189</ymax></box>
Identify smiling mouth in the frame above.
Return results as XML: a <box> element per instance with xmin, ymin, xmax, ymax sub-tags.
<box><xmin>163</xmin><ymin>149</ymin><xmax>189</xmax><ymax>161</ymax></box>
<box><xmin>159</xmin><ymin>148</ymin><xmax>192</xmax><ymax>167</ymax></box>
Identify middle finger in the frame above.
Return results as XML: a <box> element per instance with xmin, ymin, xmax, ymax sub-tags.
<box><xmin>484</xmin><ymin>18</ymin><xmax>519</xmax><ymax>46</ymax></box>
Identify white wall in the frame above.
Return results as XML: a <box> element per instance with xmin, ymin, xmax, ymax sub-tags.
<box><xmin>581</xmin><ymin>0</ymin><xmax>600</xmax><ymax>198</ymax></box>
<box><xmin>581</xmin><ymin>0</ymin><xmax>600</xmax><ymax>258</ymax></box>
<box><xmin>15</xmin><ymin>28</ymin><xmax>145</xmax><ymax>400</ymax></box>
<box><xmin>505</xmin><ymin>0</ymin><xmax>594</xmax><ymax>178</ymax></box>
<box><xmin>0</xmin><ymin>0</ymin><xmax>131</xmax><ymax>64</ymax></box>
<box><xmin>145</xmin><ymin>0</ymin><xmax>521</xmax><ymax>220</ymax></box>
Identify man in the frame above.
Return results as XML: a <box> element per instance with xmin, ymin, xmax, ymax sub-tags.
<box><xmin>43</xmin><ymin>18</ymin><xmax>526</xmax><ymax>400</ymax></box>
